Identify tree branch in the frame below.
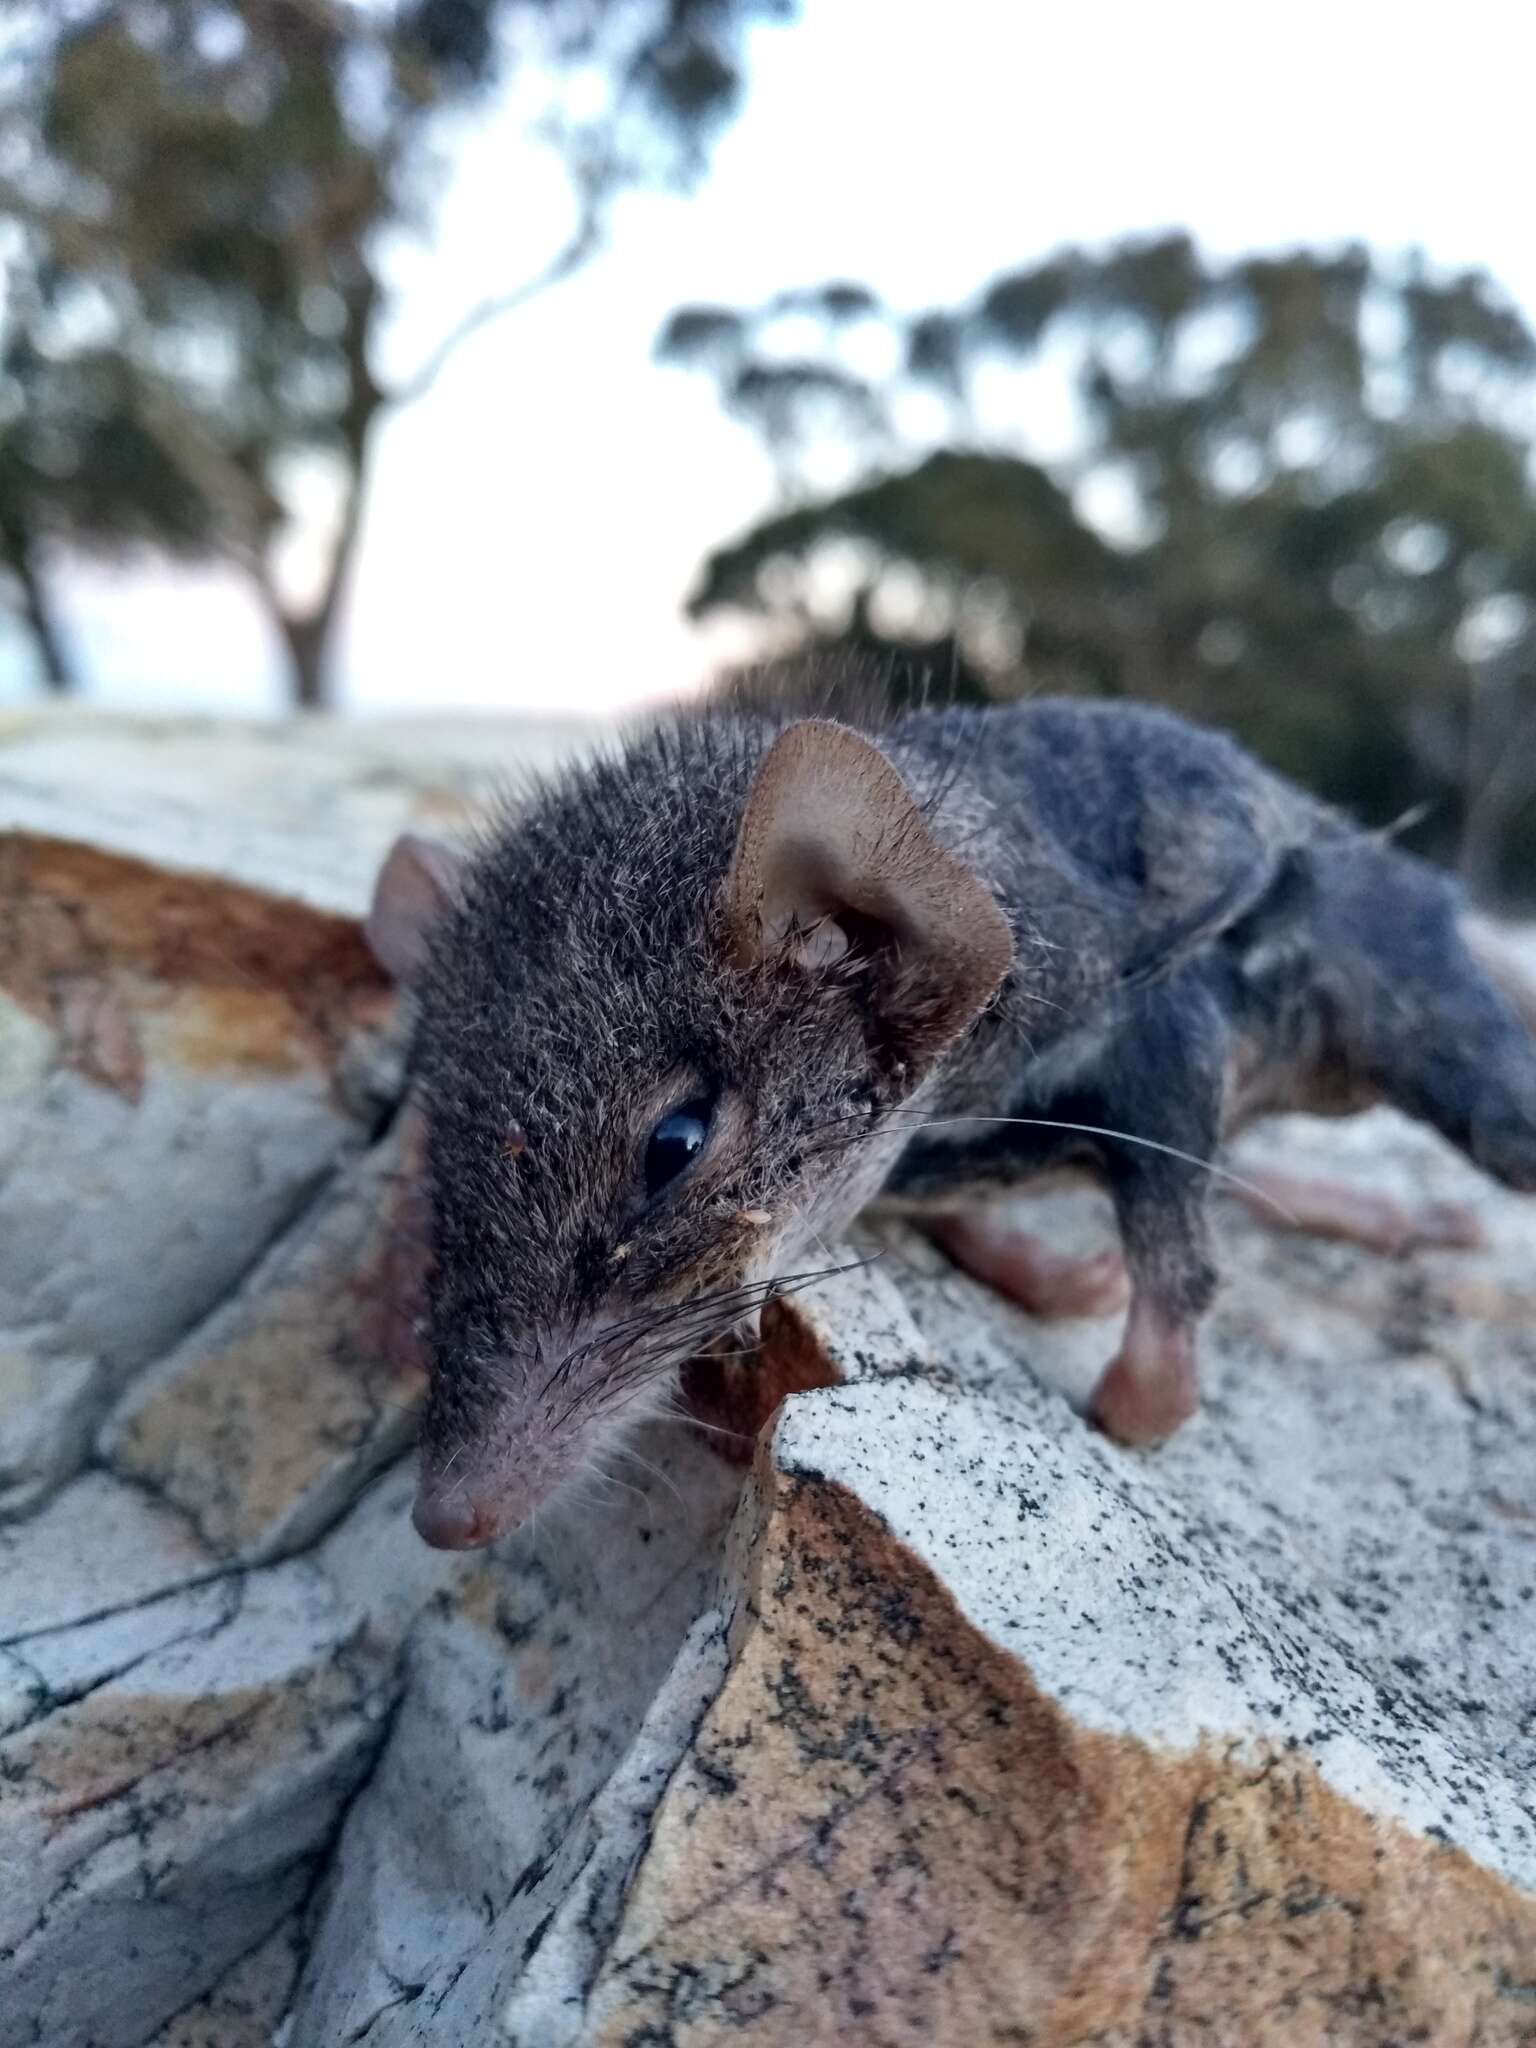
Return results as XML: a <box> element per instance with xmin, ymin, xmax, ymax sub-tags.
<box><xmin>388</xmin><ymin>210</ymin><xmax>604</xmax><ymax>409</ymax></box>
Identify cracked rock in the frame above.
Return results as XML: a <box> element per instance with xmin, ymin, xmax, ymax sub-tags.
<box><xmin>0</xmin><ymin>1470</ymin><xmax>465</xmax><ymax>2048</ymax></box>
<box><xmin>282</xmin><ymin>1419</ymin><xmax>744</xmax><ymax>2046</ymax></box>
<box><xmin>571</xmin><ymin>1132</ymin><xmax>1536</xmax><ymax>2046</ymax></box>
<box><xmin>0</xmin><ymin>830</ymin><xmax>391</xmax><ymax>1516</ymax></box>
<box><xmin>3</xmin><ymin>713</ymin><xmax>1534</xmax><ymax>2047</ymax></box>
<box><xmin>100</xmin><ymin>1128</ymin><xmax>429</xmax><ymax>1568</ymax></box>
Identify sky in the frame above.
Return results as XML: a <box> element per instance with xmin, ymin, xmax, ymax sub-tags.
<box><xmin>13</xmin><ymin>0</ymin><xmax>1536</xmax><ymax>718</ymax></box>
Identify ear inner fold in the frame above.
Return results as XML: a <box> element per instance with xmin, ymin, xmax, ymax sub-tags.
<box><xmin>365</xmin><ymin>832</ymin><xmax>464</xmax><ymax>983</ymax></box>
<box><xmin>724</xmin><ymin>720</ymin><xmax>1014</xmax><ymax>1057</ymax></box>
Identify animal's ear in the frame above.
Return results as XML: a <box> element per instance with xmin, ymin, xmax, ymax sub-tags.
<box><xmin>365</xmin><ymin>832</ymin><xmax>464</xmax><ymax>983</ymax></box>
<box><xmin>723</xmin><ymin>720</ymin><xmax>1014</xmax><ymax>1062</ymax></box>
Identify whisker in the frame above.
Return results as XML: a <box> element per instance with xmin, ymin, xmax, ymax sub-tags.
<box><xmin>612</xmin><ymin>1443</ymin><xmax>687</xmax><ymax>1515</ymax></box>
<box><xmin>590</xmin><ymin>1463</ymin><xmax>648</xmax><ymax>1505</ymax></box>
<box><xmin>491</xmin><ymin>1251</ymin><xmax>885</xmax><ymax>1436</ymax></box>
<box><xmin>804</xmin><ymin>1109</ymin><xmax>1298</xmax><ymax>1221</ymax></box>
<box><xmin>654</xmin><ymin>1398</ymin><xmax>756</xmax><ymax>1447</ymax></box>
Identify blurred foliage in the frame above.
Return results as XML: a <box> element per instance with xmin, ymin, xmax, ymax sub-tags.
<box><xmin>664</xmin><ymin>238</ymin><xmax>1536</xmax><ymax>903</ymax></box>
<box><xmin>0</xmin><ymin>0</ymin><xmax>792</xmax><ymax>704</ymax></box>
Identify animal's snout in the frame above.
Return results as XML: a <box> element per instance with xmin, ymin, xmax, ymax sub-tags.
<box><xmin>411</xmin><ymin>1390</ymin><xmax>573</xmax><ymax>1550</ymax></box>
<box><xmin>412</xmin><ymin>1477</ymin><xmax>508</xmax><ymax>1551</ymax></box>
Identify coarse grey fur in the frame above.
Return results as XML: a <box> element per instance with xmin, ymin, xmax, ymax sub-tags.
<box><xmin>402</xmin><ymin>688</ymin><xmax>1536</xmax><ymax>1543</ymax></box>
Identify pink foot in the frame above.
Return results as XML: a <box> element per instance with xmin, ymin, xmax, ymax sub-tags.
<box><xmin>932</xmin><ymin>1212</ymin><xmax>1131</xmax><ymax>1319</ymax></box>
<box><xmin>1089</xmin><ymin>1297</ymin><xmax>1199</xmax><ymax>1445</ymax></box>
<box><xmin>1230</xmin><ymin>1167</ymin><xmax>1483</xmax><ymax>1256</ymax></box>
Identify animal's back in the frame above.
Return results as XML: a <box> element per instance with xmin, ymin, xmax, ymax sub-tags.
<box><xmin>889</xmin><ymin>695</ymin><xmax>1332</xmax><ymax>895</ymax></box>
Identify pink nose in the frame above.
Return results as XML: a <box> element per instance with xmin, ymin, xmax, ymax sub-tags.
<box><xmin>412</xmin><ymin>1483</ymin><xmax>504</xmax><ymax>1550</ymax></box>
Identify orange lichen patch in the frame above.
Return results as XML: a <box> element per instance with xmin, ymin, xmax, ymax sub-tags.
<box><xmin>7</xmin><ymin>1654</ymin><xmax>378</xmax><ymax>1849</ymax></box>
<box><xmin>0</xmin><ymin>831</ymin><xmax>392</xmax><ymax>1093</ymax></box>
<box><xmin>680</xmin><ymin>1296</ymin><xmax>844</xmax><ymax>1465</ymax></box>
<box><xmin>106</xmin><ymin>1140</ymin><xmax>427</xmax><ymax>1561</ymax></box>
<box><xmin>150</xmin><ymin>985</ymin><xmax>317</xmax><ymax>1078</ymax></box>
<box><xmin>588</xmin><ymin>1466</ymin><xmax>1536</xmax><ymax>2047</ymax></box>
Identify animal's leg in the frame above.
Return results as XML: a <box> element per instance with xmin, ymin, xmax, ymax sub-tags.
<box><xmin>1089</xmin><ymin>1161</ymin><xmax>1217</xmax><ymax>1446</ymax></box>
<box><xmin>927</xmin><ymin>1183</ymin><xmax>1201</xmax><ymax>1438</ymax></box>
<box><xmin>1225</xmin><ymin>1164</ymin><xmax>1483</xmax><ymax>1254</ymax></box>
<box><xmin>928</xmin><ymin>1211</ymin><xmax>1129</xmax><ymax>1318</ymax></box>
<box><xmin>897</xmin><ymin>981</ymin><xmax>1228</xmax><ymax>1439</ymax></box>
<box><xmin>1081</xmin><ymin>982</ymin><xmax>1228</xmax><ymax>1445</ymax></box>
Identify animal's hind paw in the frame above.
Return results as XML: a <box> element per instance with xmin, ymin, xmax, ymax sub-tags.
<box><xmin>1226</xmin><ymin>1166</ymin><xmax>1484</xmax><ymax>1256</ymax></box>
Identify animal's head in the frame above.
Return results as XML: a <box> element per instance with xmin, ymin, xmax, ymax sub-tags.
<box><xmin>367</xmin><ymin>717</ymin><xmax>1013</xmax><ymax>1549</ymax></box>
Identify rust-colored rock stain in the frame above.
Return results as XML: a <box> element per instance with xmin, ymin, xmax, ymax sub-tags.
<box><xmin>681</xmin><ymin>1298</ymin><xmax>845</xmax><ymax>1464</ymax></box>
<box><xmin>0</xmin><ymin>832</ymin><xmax>392</xmax><ymax>1095</ymax></box>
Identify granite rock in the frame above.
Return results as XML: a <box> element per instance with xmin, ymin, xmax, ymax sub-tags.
<box><xmin>2</xmin><ymin>712</ymin><xmax>1534</xmax><ymax>2048</ymax></box>
<box><xmin>583</xmin><ymin>1189</ymin><xmax>1536</xmax><ymax>2043</ymax></box>
<box><xmin>0</xmin><ymin>1469</ymin><xmax>463</xmax><ymax>2048</ymax></box>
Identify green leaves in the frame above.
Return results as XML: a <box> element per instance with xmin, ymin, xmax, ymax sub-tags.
<box><xmin>667</xmin><ymin>237</ymin><xmax>1536</xmax><ymax>896</ymax></box>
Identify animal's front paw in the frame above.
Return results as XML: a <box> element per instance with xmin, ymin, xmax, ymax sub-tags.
<box><xmin>931</xmin><ymin>1212</ymin><xmax>1131</xmax><ymax>1318</ymax></box>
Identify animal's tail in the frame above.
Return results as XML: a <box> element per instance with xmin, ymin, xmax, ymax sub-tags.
<box><xmin>1310</xmin><ymin>843</ymin><xmax>1536</xmax><ymax>1194</ymax></box>
<box><xmin>1461</xmin><ymin>912</ymin><xmax>1536</xmax><ymax>1040</ymax></box>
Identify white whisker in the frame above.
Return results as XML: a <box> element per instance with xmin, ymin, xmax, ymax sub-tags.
<box><xmin>841</xmin><ymin>1110</ymin><xmax>1299</xmax><ymax>1221</ymax></box>
<box><xmin>614</xmin><ymin>1442</ymin><xmax>688</xmax><ymax>1516</ymax></box>
<box><xmin>656</xmin><ymin>1403</ymin><xmax>755</xmax><ymax>1447</ymax></box>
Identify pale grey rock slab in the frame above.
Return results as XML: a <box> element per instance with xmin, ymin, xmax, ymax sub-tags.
<box><xmin>855</xmin><ymin>1175</ymin><xmax>1536</xmax><ymax>1890</ymax></box>
<box><xmin>0</xmin><ymin>709</ymin><xmax>601</xmax><ymax>916</ymax></box>
<box><xmin>0</xmin><ymin>1345</ymin><xmax>100</xmax><ymax>1521</ymax></box>
<box><xmin>0</xmin><ymin>1471</ymin><xmax>467</xmax><ymax>2048</ymax></box>
<box><xmin>0</xmin><ymin>1053</ymin><xmax>357</xmax><ymax>1459</ymax></box>
<box><xmin>142</xmin><ymin>1915</ymin><xmax>308</xmax><ymax>2048</ymax></box>
<box><xmin>283</xmin><ymin>1423</ymin><xmax>744</xmax><ymax>2048</ymax></box>
<box><xmin>501</xmin><ymin>1606</ymin><xmax>731</xmax><ymax>2048</ymax></box>
<box><xmin>0</xmin><ymin>1471</ymin><xmax>215</xmax><ymax>1644</ymax></box>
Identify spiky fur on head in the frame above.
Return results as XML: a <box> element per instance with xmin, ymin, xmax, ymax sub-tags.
<box><xmin>407</xmin><ymin>703</ymin><xmax>995</xmax><ymax>1543</ymax></box>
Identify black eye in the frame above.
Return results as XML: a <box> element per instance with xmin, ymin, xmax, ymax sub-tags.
<box><xmin>643</xmin><ymin>1098</ymin><xmax>713</xmax><ymax>1198</ymax></box>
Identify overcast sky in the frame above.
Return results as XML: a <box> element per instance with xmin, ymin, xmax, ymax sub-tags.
<box><xmin>14</xmin><ymin>0</ymin><xmax>1536</xmax><ymax>718</ymax></box>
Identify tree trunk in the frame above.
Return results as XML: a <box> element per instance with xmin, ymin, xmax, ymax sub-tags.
<box><xmin>9</xmin><ymin>541</ymin><xmax>75</xmax><ymax>695</ymax></box>
<box><xmin>258</xmin><ymin>274</ymin><xmax>382</xmax><ymax>713</ymax></box>
<box><xmin>275</xmin><ymin>611</ymin><xmax>330</xmax><ymax>710</ymax></box>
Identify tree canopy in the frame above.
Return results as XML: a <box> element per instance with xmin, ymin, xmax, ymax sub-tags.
<box><xmin>663</xmin><ymin>239</ymin><xmax>1536</xmax><ymax>900</ymax></box>
<box><xmin>0</xmin><ymin>0</ymin><xmax>793</xmax><ymax>704</ymax></box>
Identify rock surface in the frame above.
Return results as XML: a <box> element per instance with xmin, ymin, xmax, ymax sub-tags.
<box><xmin>2</xmin><ymin>710</ymin><xmax>1534</xmax><ymax>2047</ymax></box>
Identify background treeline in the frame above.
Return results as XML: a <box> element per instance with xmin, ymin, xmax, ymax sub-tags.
<box><xmin>663</xmin><ymin>240</ymin><xmax>1536</xmax><ymax>903</ymax></box>
<box><xmin>4</xmin><ymin>9</ymin><xmax>1534</xmax><ymax>899</ymax></box>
